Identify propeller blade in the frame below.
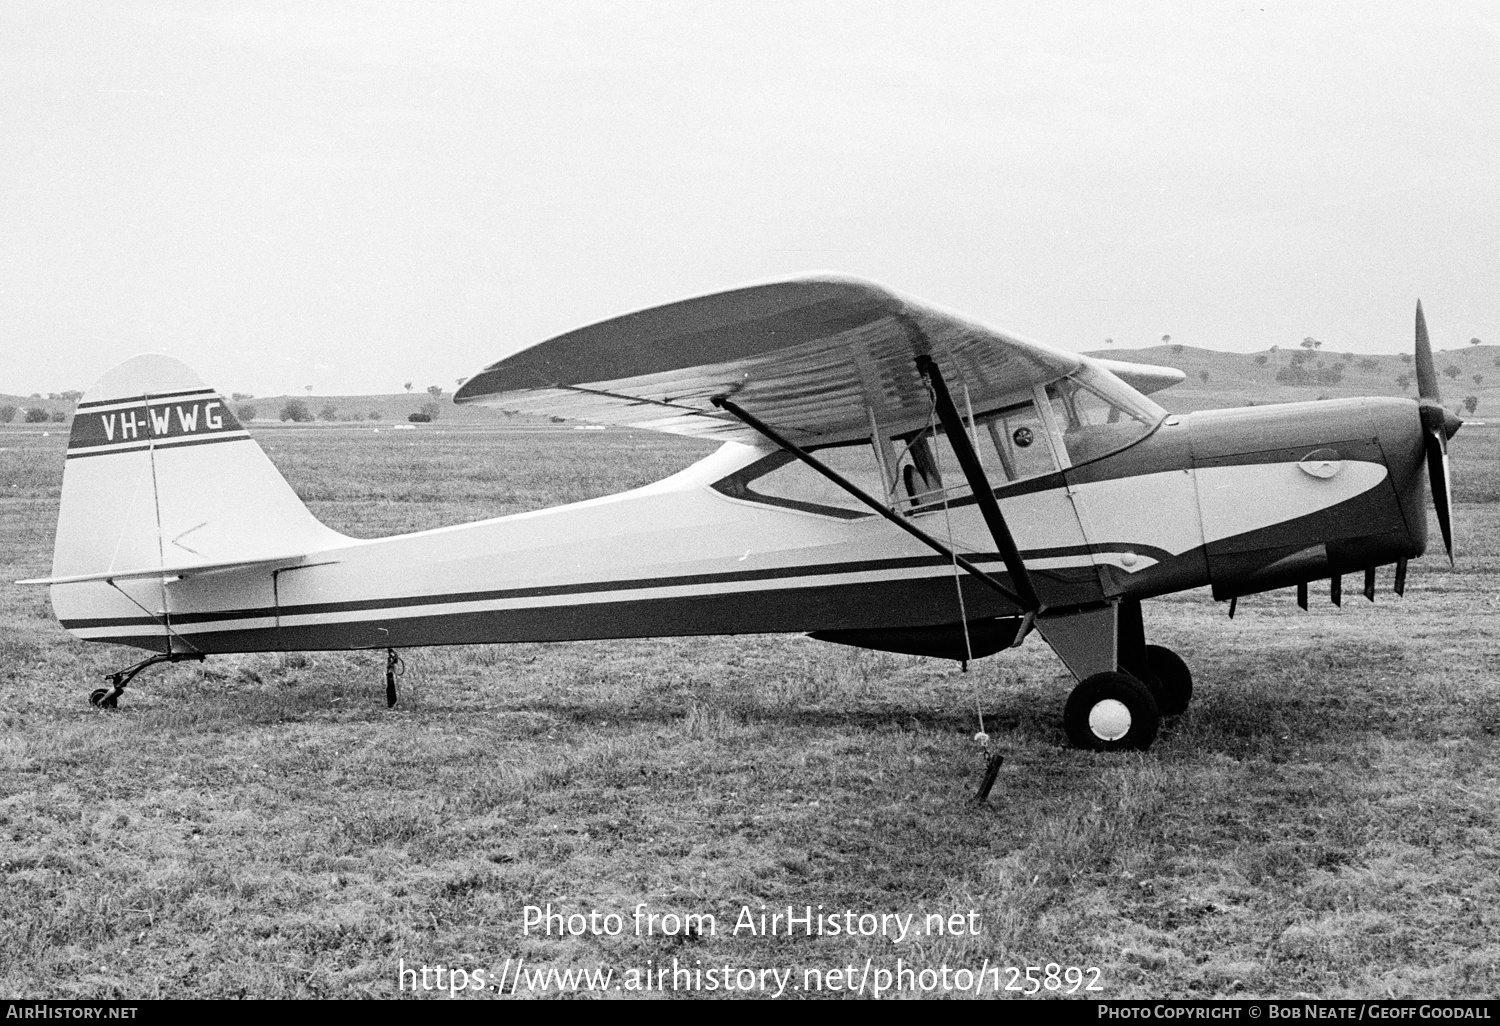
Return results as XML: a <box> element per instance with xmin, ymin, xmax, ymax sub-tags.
<box><xmin>1424</xmin><ymin>427</ymin><xmax>1455</xmax><ymax>565</ymax></box>
<box><xmin>1413</xmin><ymin>302</ymin><xmax>1460</xmax><ymax>566</ymax></box>
<box><xmin>1414</xmin><ymin>300</ymin><xmax>1440</xmax><ymax>402</ymax></box>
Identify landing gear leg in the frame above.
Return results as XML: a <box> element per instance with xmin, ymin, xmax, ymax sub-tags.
<box><xmin>90</xmin><ymin>651</ymin><xmax>205</xmax><ymax>709</ymax></box>
<box><xmin>1117</xmin><ymin>598</ymin><xmax>1193</xmax><ymax>717</ymax></box>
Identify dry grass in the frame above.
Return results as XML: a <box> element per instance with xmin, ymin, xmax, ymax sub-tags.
<box><xmin>1</xmin><ymin>421</ymin><xmax>1498</xmax><ymax>999</ymax></box>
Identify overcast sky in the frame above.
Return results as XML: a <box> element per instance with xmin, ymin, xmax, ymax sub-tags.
<box><xmin>3</xmin><ymin>1</ymin><xmax>1496</xmax><ymax>397</ymax></box>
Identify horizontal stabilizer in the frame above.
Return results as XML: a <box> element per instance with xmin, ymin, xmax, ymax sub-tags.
<box><xmin>17</xmin><ymin>554</ymin><xmax>335</xmax><ymax>587</ymax></box>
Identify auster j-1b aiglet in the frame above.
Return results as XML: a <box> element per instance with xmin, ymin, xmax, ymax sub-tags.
<box><xmin>21</xmin><ymin>277</ymin><xmax>1463</xmax><ymax>752</ymax></box>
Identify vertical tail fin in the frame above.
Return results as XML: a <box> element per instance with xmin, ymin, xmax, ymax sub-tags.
<box><xmin>50</xmin><ymin>354</ymin><xmax>346</xmax><ymax>581</ymax></box>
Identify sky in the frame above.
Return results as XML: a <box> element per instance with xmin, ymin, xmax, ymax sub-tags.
<box><xmin>2</xmin><ymin>1</ymin><xmax>1497</xmax><ymax>397</ymax></box>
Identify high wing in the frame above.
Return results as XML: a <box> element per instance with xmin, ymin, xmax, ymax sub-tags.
<box><xmin>456</xmin><ymin>275</ymin><xmax>1181</xmax><ymax>445</ymax></box>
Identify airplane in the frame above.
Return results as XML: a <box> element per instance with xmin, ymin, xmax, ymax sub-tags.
<box><xmin>18</xmin><ymin>276</ymin><xmax>1462</xmax><ymax>753</ymax></box>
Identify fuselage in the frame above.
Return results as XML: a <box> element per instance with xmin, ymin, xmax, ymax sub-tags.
<box><xmin>56</xmin><ymin>395</ymin><xmax>1429</xmax><ymax>656</ymax></box>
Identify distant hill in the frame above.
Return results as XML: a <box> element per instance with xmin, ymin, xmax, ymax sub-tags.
<box><xmin>6</xmin><ymin>344</ymin><xmax>1498</xmax><ymax>425</ymax></box>
<box><xmin>231</xmin><ymin>393</ymin><xmax>515</xmax><ymax>425</ymax></box>
<box><xmin>1087</xmin><ymin>343</ymin><xmax>1499</xmax><ymax>416</ymax></box>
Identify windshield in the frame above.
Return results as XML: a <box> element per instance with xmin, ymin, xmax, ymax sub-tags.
<box><xmin>1043</xmin><ymin>365</ymin><xmax>1165</xmax><ymax>466</ymax></box>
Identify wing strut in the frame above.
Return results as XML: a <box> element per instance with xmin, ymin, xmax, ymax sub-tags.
<box><xmin>711</xmin><ymin>395</ymin><xmax>1029</xmax><ymax>610</ymax></box>
<box><xmin>915</xmin><ymin>355</ymin><xmax>1043</xmax><ymax>613</ymax></box>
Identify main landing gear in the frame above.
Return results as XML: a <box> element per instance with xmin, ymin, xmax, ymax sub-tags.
<box><xmin>89</xmin><ymin>651</ymin><xmax>205</xmax><ymax>709</ymax></box>
<box><xmin>1040</xmin><ymin>598</ymin><xmax>1195</xmax><ymax>752</ymax></box>
<box><xmin>1060</xmin><ymin>643</ymin><xmax>1194</xmax><ymax>752</ymax></box>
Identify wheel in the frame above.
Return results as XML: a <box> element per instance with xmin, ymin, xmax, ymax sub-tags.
<box><xmin>1063</xmin><ymin>672</ymin><xmax>1159</xmax><ymax>752</ymax></box>
<box><xmin>1144</xmin><ymin>644</ymin><xmax>1193</xmax><ymax>716</ymax></box>
<box><xmin>89</xmin><ymin>688</ymin><xmax>108</xmax><ymax>707</ymax></box>
<box><xmin>89</xmin><ymin>688</ymin><xmax>118</xmax><ymax>709</ymax></box>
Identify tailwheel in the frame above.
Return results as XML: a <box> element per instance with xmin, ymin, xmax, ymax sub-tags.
<box><xmin>1064</xmin><ymin>671</ymin><xmax>1160</xmax><ymax>752</ymax></box>
<box><xmin>89</xmin><ymin>688</ymin><xmax>119</xmax><ymax>709</ymax></box>
<box><xmin>1144</xmin><ymin>644</ymin><xmax>1193</xmax><ymax>717</ymax></box>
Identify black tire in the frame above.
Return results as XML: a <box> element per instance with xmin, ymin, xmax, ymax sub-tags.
<box><xmin>89</xmin><ymin>688</ymin><xmax>109</xmax><ymax>707</ymax></box>
<box><xmin>1144</xmin><ymin>644</ymin><xmax>1193</xmax><ymax>716</ymax></box>
<box><xmin>1063</xmin><ymin>671</ymin><xmax>1160</xmax><ymax>752</ymax></box>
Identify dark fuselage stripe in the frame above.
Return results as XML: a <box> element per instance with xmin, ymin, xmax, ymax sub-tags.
<box><xmin>70</xmin><ymin>569</ymin><xmax>1031</xmax><ymax>654</ymax></box>
<box><xmin>58</xmin><ymin>540</ymin><xmax>1172</xmax><ymax>630</ymax></box>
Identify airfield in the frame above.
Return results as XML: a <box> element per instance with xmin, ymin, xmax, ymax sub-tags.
<box><xmin>2</xmin><ymin>378</ymin><xmax>1498</xmax><ymax>998</ymax></box>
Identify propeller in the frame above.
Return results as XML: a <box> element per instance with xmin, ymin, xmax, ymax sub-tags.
<box><xmin>1413</xmin><ymin>300</ymin><xmax>1462</xmax><ymax>564</ymax></box>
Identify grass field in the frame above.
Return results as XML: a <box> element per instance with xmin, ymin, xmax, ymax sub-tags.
<box><xmin>2</xmin><ymin>418</ymin><xmax>1498</xmax><ymax>1000</ymax></box>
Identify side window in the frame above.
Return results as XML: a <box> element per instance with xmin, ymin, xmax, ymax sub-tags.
<box><xmin>982</xmin><ymin>402</ymin><xmax>1057</xmax><ymax>482</ymax></box>
<box><xmin>713</xmin><ymin>446</ymin><xmax>882</xmax><ymax>518</ymax></box>
<box><xmin>889</xmin><ymin>398</ymin><xmax>1061</xmax><ymax>510</ymax></box>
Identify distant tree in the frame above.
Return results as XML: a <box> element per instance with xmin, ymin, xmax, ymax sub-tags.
<box><xmin>549</xmin><ymin>415</ymin><xmax>567</xmax><ymax>424</ymax></box>
<box><xmin>237</xmin><ymin>404</ymin><xmax>257</xmax><ymax>421</ymax></box>
<box><xmin>1359</xmin><ymin>358</ymin><xmax>1379</xmax><ymax>371</ymax></box>
<box><xmin>1198</xmin><ymin>369</ymin><xmax>1210</xmax><ymax>383</ymax></box>
<box><xmin>28</xmin><ymin>393</ymin><xmax>39</xmax><ymax>399</ymax></box>
<box><xmin>1315</xmin><ymin>365</ymin><xmax>1343</xmax><ymax>385</ymax></box>
<box><xmin>49</xmin><ymin>410</ymin><xmax>66</xmax><ymax>423</ymax></box>
<box><xmin>1301</xmin><ymin>337</ymin><xmax>1322</xmax><ymax>350</ymax></box>
<box><xmin>420</xmin><ymin>402</ymin><xmax>440</xmax><ymax>421</ymax></box>
<box><xmin>369</xmin><ymin>410</ymin><xmax>381</xmax><ymax>420</ymax></box>
<box><xmin>24</xmin><ymin>407</ymin><xmax>49</xmax><ymax>423</ymax></box>
<box><xmin>0</xmin><ymin>405</ymin><xmax>15</xmax><ymax>423</ymax></box>
<box><xmin>456</xmin><ymin>377</ymin><xmax>468</xmax><ymax>386</ymax></box>
<box><xmin>1254</xmin><ymin>355</ymin><xmax>1269</xmax><ymax>365</ymax></box>
<box><xmin>1171</xmin><ymin>344</ymin><xmax>1183</xmax><ymax>354</ymax></box>
<box><xmin>1341</xmin><ymin>352</ymin><xmax>1354</xmax><ymax>362</ymax></box>
<box><xmin>408</xmin><ymin>412</ymin><xmax>431</xmax><ymax>423</ymax></box>
<box><xmin>1161</xmin><ymin>335</ymin><xmax>1170</xmax><ymax>343</ymax></box>
<box><xmin>59</xmin><ymin>389</ymin><xmax>82</xmax><ymax>404</ymax></box>
<box><xmin>1104</xmin><ymin>338</ymin><xmax>1113</xmax><ymax>345</ymax></box>
<box><xmin>319</xmin><ymin>404</ymin><xmax>339</xmax><ymax>421</ymax></box>
<box><xmin>279</xmin><ymin>399</ymin><xmax>313</xmax><ymax>422</ymax></box>
<box><xmin>1396</xmin><ymin>373</ymin><xmax>1412</xmax><ymax>390</ymax></box>
<box><xmin>231</xmin><ymin>392</ymin><xmax>254</xmax><ymax>401</ymax></box>
<box><xmin>46</xmin><ymin>392</ymin><xmax>59</xmax><ymax>400</ymax></box>
<box><xmin>1473</xmin><ymin>374</ymin><xmax>1483</xmax><ymax>386</ymax></box>
<box><xmin>1290</xmin><ymin>350</ymin><xmax>1309</xmax><ymax>366</ymax></box>
<box><xmin>1464</xmin><ymin>396</ymin><xmax>1479</xmax><ymax>414</ymax></box>
<box><xmin>304</xmin><ymin>385</ymin><xmax>313</xmax><ymax>395</ymax></box>
<box><xmin>1269</xmin><ymin>345</ymin><xmax>1279</xmax><ymax>352</ymax></box>
<box><xmin>426</xmin><ymin>385</ymin><xmax>443</xmax><ymax>400</ymax></box>
<box><xmin>1444</xmin><ymin>364</ymin><xmax>1461</xmax><ymax>380</ymax></box>
<box><xmin>1471</xmin><ymin>338</ymin><xmax>1482</xmax><ymax>346</ymax></box>
<box><xmin>404</xmin><ymin>382</ymin><xmax>414</xmax><ymax>393</ymax></box>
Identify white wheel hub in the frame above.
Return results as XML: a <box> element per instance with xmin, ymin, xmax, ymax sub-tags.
<box><xmin>1088</xmin><ymin>698</ymin><xmax>1132</xmax><ymax>741</ymax></box>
